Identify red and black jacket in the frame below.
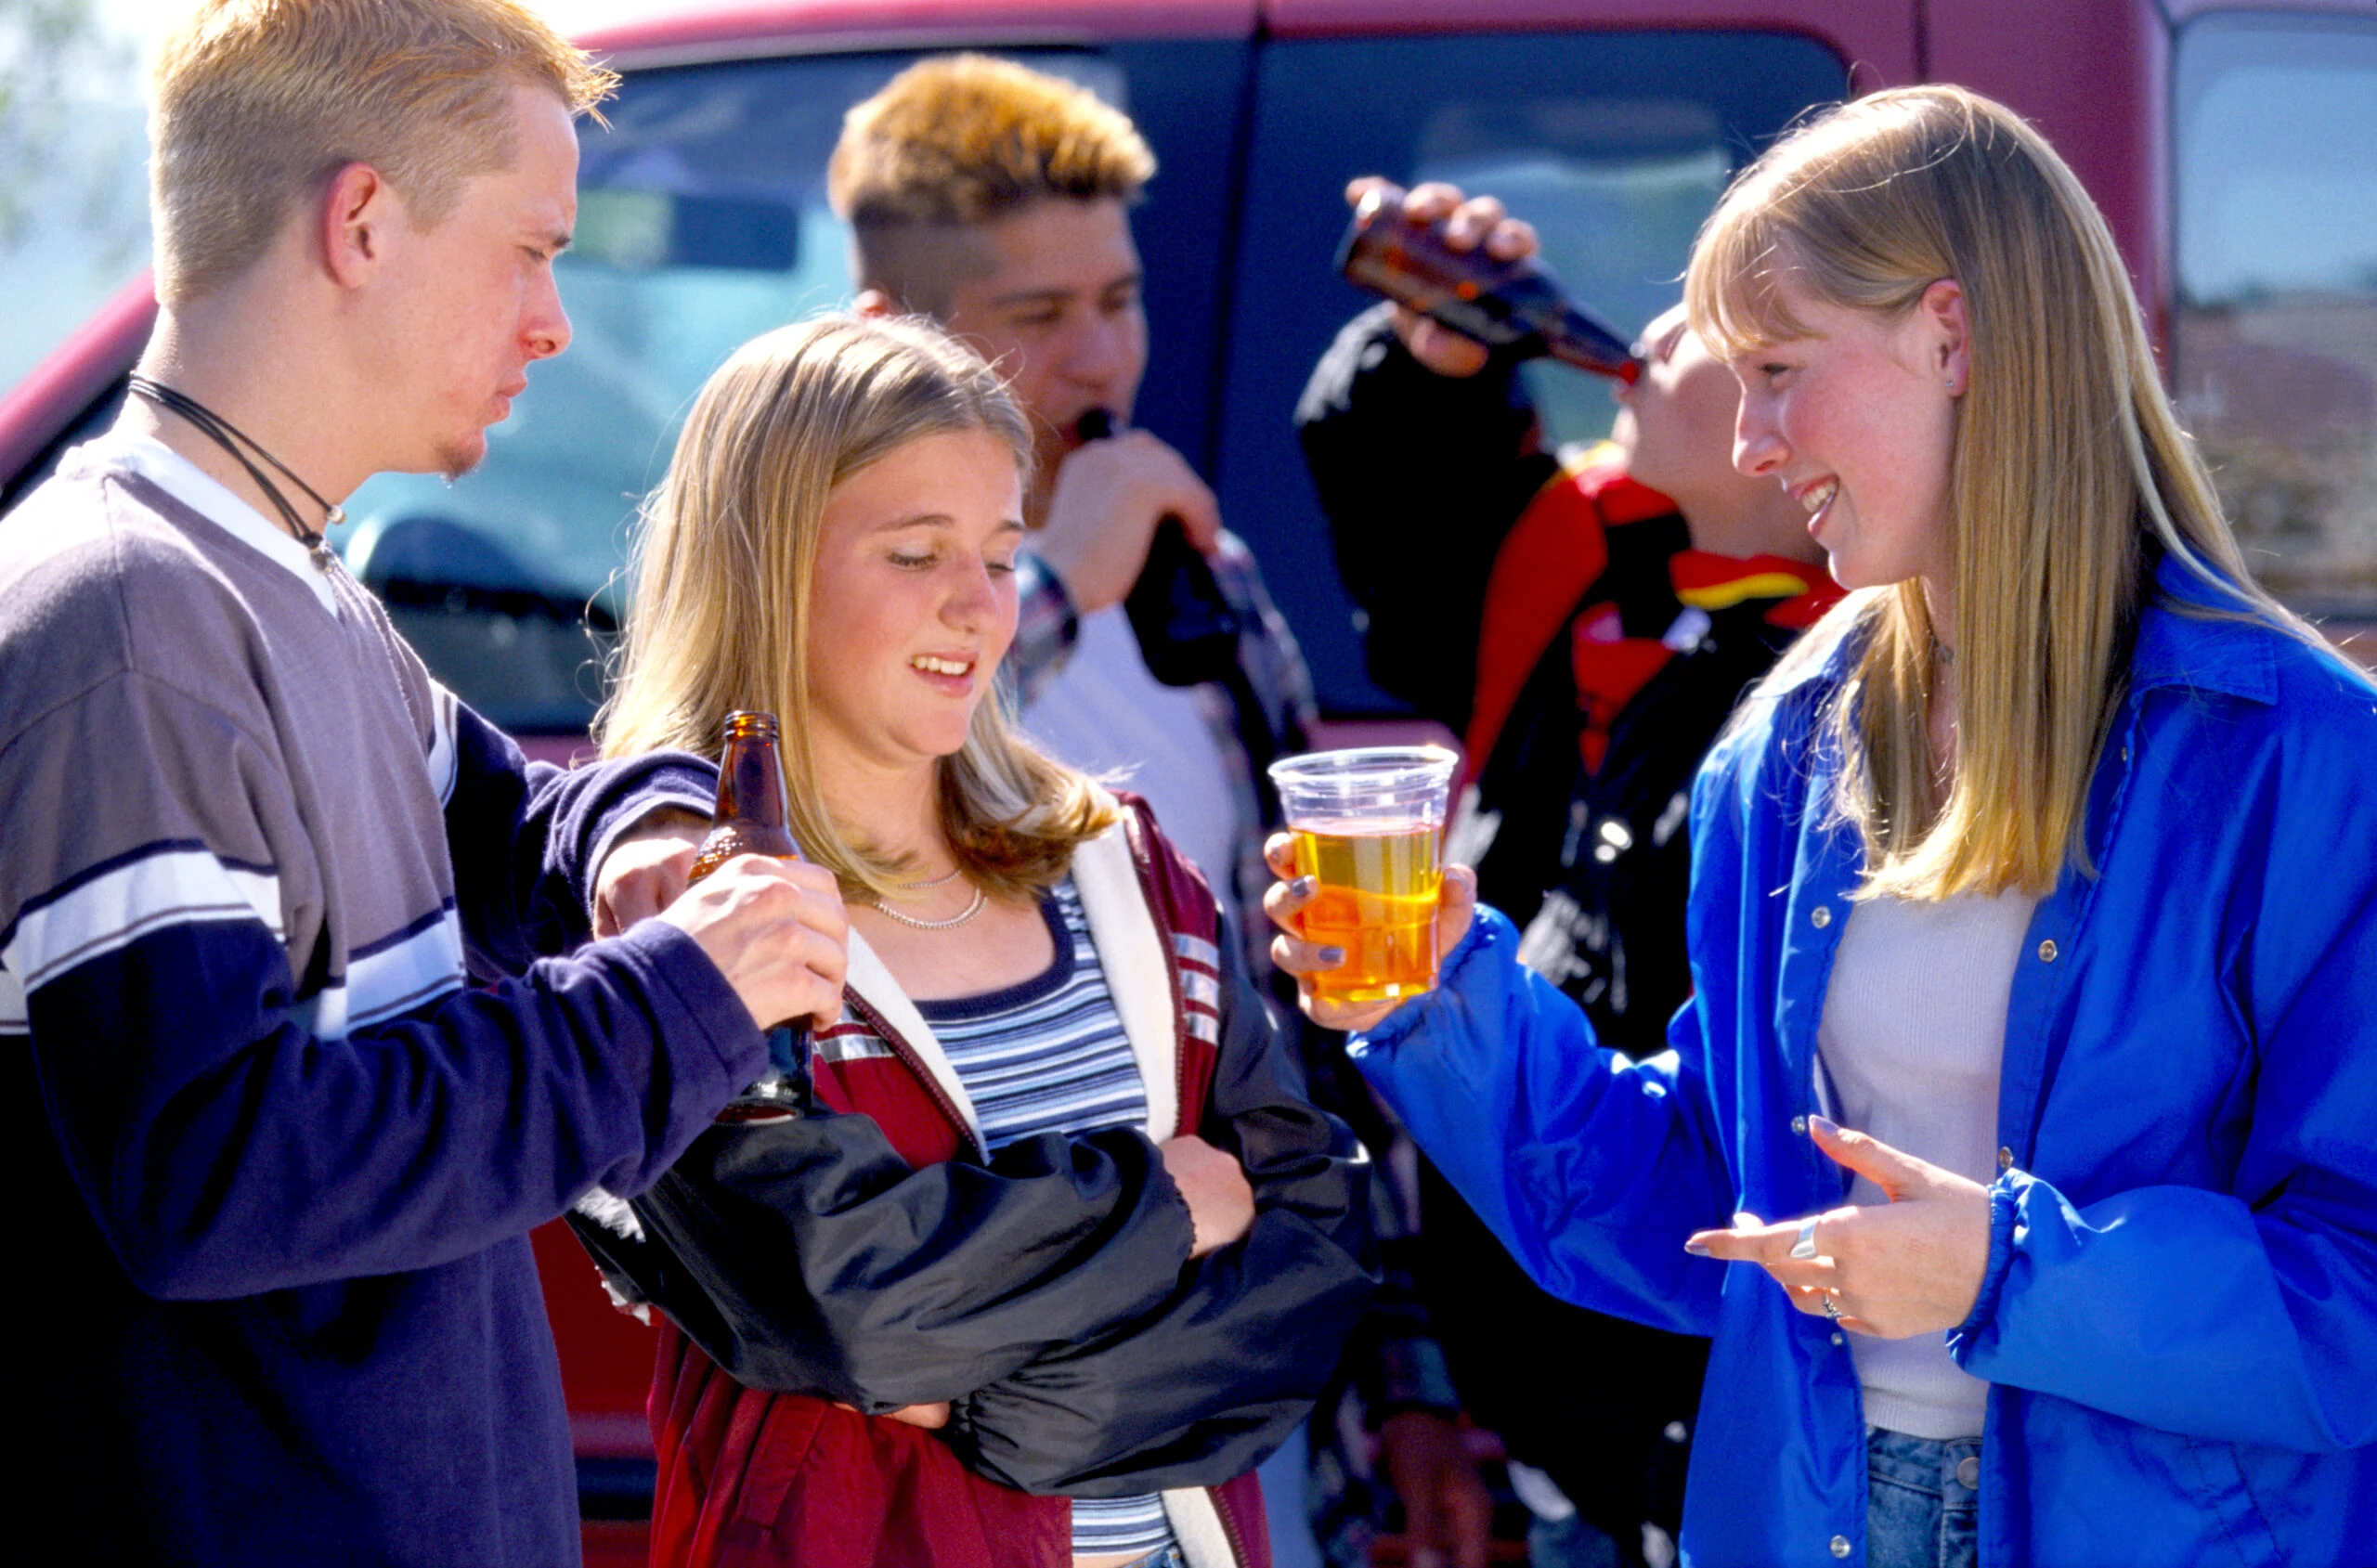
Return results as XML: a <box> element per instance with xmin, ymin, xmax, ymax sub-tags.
<box><xmin>1454</xmin><ymin>458</ymin><xmax>1838</xmax><ymax>1055</ymax></box>
<box><xmin>571</xmin><ymin>793</ymin><xmax>1375</xmax><ymax>1568</ymax></box>
<box><xmin>1297</xmin><ymin>305</ymin><xmax>1838</xmax><ymax>1054</ymax></box>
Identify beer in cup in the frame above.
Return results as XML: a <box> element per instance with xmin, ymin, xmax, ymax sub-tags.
<box><xmin>1267</xmin><ymin>745</ymin><xmax>1458</xmax><ymax>1006</ymax></box>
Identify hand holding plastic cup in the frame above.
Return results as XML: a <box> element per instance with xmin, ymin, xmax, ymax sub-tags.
<box><xmin>1266</xmin><ymin>745</ymin><xmax>1459</xmax><ymax>1006</ymax></box>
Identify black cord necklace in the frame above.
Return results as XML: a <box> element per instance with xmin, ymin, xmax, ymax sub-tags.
<box><xmin>126</xmin><ymin>375</ymin><xmax>344</xmax><ymax>565</ymax></box>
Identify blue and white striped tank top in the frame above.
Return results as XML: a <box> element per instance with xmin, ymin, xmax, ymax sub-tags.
<box><xmin>916</xmin><ymin>877</ymin><xmax>1176</xmax><ymax>1560</ymax></box>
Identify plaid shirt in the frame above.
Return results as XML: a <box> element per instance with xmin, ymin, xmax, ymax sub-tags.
<box><xmin>1007</xmin><ymin>534</ymin><xmax>1316</xmax><ymax>977</ymax></box>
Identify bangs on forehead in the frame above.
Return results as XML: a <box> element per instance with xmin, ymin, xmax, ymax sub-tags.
<box><xmin>1684</xmin><ymin>189</ymin><xmax>1818</xmax><ymax>359</ymax></box>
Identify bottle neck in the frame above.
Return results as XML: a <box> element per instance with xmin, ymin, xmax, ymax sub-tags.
<box><xmin>715</xmin><ymin>734</ymin><xmax>791</xmax><ymax>832</ymax></box>
<box><xmin>1542</xmin><ymin>305</ymin><xmax>1641</xmax><ymax>380</ymax></box>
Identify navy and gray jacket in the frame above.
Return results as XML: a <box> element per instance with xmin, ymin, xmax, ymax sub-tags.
<box><xmin>2</xmin><ymin>437</ymin><xmax>766</xmax><ymax>1566</ymax></box>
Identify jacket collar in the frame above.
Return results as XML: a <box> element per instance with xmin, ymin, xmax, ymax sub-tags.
<box><xmin>2129</xmin><ymin>554</ymin><xmax>2279</xmax><ymax>706</ymax></box>
<box><xmin>840</xmin><ymin>784</ymin><xmax>1184</xmax><ymax>1157</ymax></box>
<box><xmin>1759</xmin><ymin>558</ymin><xmax>2283</xmax><ymax>708</ymax></box>
<box><xmin>1069</xmin><ymin>795</ymin><xmax>1183</xmax><ymax>1144</ymax></box>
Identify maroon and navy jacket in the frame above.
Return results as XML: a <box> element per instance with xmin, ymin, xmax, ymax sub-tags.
<box><xmin>572</xmin><ymin>792</ymin><xmax>1376</xmax><ymax>1568</ymax></box>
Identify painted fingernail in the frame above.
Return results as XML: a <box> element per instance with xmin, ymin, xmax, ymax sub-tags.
<box><xmin>1682</xmin><ymin>1238</ymin><xmax>1712</xmax><ymax>1257</ymax></box>
<box><xmin>1318</xmin><ymin>946</ymin><xmax>1346</xmax><ymax>966</ymax></box>
<box><xmin>1290</xmin><ymin>876</ymin><xmax>1317</xmax><ymax>899</ymax></box>
<box><xmin>1809</xmin><ymin>1115</ymin><xmax>1838</xmax><ymax>1137</ymax></box>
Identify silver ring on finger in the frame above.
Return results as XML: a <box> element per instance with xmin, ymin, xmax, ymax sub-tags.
<box><xmin>1790</xmin><ymin>1218</ymin><xmax>1820</xmax><ymax>1261</ymax></box>
<box><xmin>1821</xmin><ymin>1293</ymin><xmax>1842</xmax><ymax>1321</ymax></box>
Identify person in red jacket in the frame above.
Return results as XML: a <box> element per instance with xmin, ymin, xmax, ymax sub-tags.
<box><xmin>578</xmin><ymin>312</ymin><xmax>1375</xmax><ymax>1568</ymax></box>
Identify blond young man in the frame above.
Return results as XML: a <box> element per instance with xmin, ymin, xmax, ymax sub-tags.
<box><xmin>829</xmin><ymin>55</ymin><xmax>1315</xmax><ymax>953</ymax></box>
<box><xmin>0</xmin><ymin>3</ymin><xmax>848</xmax><ymax>1562</ymax></box>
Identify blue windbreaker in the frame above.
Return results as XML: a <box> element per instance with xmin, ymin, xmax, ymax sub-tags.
<box><xmin>1351</xmin><ymin>562</ymin><xmax>2377</xmax><ymax>1567</ymax></box>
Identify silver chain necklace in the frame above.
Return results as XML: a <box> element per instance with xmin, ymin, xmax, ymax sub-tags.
<box><xmin>869</xmin><ymin>885</ymin><xmax>988</xmax><ymax>930</ymax></box>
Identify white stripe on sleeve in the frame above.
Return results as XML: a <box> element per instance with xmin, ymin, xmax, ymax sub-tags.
<box><xmin>341</xmin><ymin>913</ymin><xmax>467</xmax><ymax>1033</ymax></box>
<box><xmin>3</xmin><ymin>847</ymin><xmax>282</xmax><ymax>997</ymax></box>
<box><xmin>426</xmin><ymin>683</ymin><xmax>461</xmax><ymax>807</ymax></box>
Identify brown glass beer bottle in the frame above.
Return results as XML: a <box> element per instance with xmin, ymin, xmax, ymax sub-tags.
<box><xmin>1077</xmin><ymin>408</ymin><xmax>1242</xmax><ymax>689</ymax></box>
<box><xmin>1336</xmin><ymin>183</ymin><xmax>1643</xmax><ymax>382</ymax></box>
<box><xmin>687</xmin><ymin>709</ymin><xmax>812</xmax><ymax>1120</ymax></box>
<box><xmin>689</xmin><ymin>710</ymin><xmax>799</xmax><ymax>882</ymax></box>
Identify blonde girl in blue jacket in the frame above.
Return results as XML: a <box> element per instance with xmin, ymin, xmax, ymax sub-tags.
<box><xmin>1266</xmin><ymin>85</ymin><xmax>2377</xmax><ymax>1568</ymax></box>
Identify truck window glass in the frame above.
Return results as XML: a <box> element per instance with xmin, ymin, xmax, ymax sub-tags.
<box><xmin>2173</xmin><ymin>12</ymin><xmax>2377</xmax><ymax>619</ymax></box>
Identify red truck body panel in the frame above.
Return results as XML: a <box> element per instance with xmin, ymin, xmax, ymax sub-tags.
<box><xmin>0</xmin><ymin>270</ymin><xmax>156</xmax><ymax>488</ymax></box>
<box><xmin>1927</xmin><ymin>0</ymin><xmax>2168</xmax><ymax>336</ymax></box>
<box><xmin>580</xmin><ymin>0</ymin><xmax>1259</xmax><ymax>55</ymax></box>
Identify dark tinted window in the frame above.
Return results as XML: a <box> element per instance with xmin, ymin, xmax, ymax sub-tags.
<box><xmin>1212</xmin><ymin>31</ymin><xmax>1848</xmax><ymax>712</ymax></box>
<box><xmin>2172</xmin><ymin>11</ymin><xmax>2377</xmax><ymax>619</ymax></box>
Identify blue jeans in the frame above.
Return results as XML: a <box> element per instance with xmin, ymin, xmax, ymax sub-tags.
<box><xmin>1107</xmin><ymin>1548</ymin><xmax>1188</xmax><ymax>1568</ymax></box>
<box><xmin>1527</xmin><ymin>1509</ymin><xmax>1627</xmax><ymax>1568</ymax></box>
<box><xmin>1864</xmin><ymin>1428</ymin><xmax>1981</xmax><ymax>1568</ymax></box>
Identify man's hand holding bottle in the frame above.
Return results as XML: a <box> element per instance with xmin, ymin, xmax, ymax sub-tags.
<box><xmin>1344</xmin><ymin>176</ymin><xmax>1543</xmax><ymax>379</ymax></box>
<box><xmin>660</xmin><ymin>855</ymin><xmax>849</xmax><ymax>1034</ymax></box>
<box><xmin>1032</xmin><ymin>417</ymin><xmax>1223</xmax><ymax>616</ymax></box>
<box><xmin>592</xmin><ymin>810</ymin><xmax>849</xmax><ymax>1033</ymax></box>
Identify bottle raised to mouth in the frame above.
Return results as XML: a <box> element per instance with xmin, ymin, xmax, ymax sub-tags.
<box><xmin>1336</xmin><ymin>184</ymin><xmax>1643</xmax><ymax>384</ymax></box>
<box><xmin>1078</xmin><ymin>408</ymin><xmax>1244</xmax><ymax>689</ymax></box>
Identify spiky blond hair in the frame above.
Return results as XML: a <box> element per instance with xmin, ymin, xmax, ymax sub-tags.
<box><xmin>826</xmin><ymin>55</ymin><xmax>1152</xmax><ymax>307</ymax></box>
<box><xmin>829</xmin><ymin>53</ymin><xmax>1152</xmax><ymax>227</ymax></box>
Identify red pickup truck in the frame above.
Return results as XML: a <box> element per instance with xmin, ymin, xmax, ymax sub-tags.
<box><xmin>6</xmin><ymin>1</ymin><xmax>2371</xmax><ymax>1559</ymax></box>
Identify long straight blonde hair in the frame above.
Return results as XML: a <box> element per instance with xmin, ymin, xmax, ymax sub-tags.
<box><xmin>1686</xmin><ymin>85</ymin><xmax>2317</xmax><ymax>901</ymax></box>
<box><xmin>598</xmin><ymin>313</ymin><xmax>1115</xmax><ymax>899</ymax></box>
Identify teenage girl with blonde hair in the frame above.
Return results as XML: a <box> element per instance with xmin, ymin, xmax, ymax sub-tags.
<box><xmin>581</xmin><ymin>313</ymin><xmax>1370</xmax><ymax>1568</ymax></box>
<box><xmin>1270</xmin><ymin>85</ymin><xmax>2377</xmax><ymax>1566</ymax></box>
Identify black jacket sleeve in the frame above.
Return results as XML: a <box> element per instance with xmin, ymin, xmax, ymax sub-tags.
<box><xmin>570</xmin><ymin>1106</ymin><xmax>1201</xmax><ymax>1411</ymax></box>
<box><xmin>942</xmin><ymin>935</ymin><xmax>1379</xmax><ymax>1496</ymax></box>
<box><xmin>1292</xmin><ymin>304</ymin><xmax>1559</xmax><ymax>733</ymax></box>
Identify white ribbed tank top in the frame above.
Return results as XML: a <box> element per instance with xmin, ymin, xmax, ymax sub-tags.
<box><xmin>1817</xmin><ymin>887</ymin><xmax>2035</xmax><ymax>1441</ymax></box>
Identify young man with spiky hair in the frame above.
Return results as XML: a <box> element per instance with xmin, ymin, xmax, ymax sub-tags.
<box><xmin>0</xmin><ymin>3</ymin><xmax>849</xmax><ymax>1562</ymax></box>
<box><xmin>831</xmin><ymin>55</ymin><xmax>1315</xmax><ymax>963</ymax></box>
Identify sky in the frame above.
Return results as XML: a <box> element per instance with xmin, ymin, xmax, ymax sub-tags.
<box><xmin>3</xmin><ymin>0</ymin><xmax>710</xmax><ymax>389</ymax></box>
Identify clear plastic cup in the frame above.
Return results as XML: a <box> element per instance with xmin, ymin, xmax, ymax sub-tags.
<box><xmin>1266</xmin><ymin>745</ymin><xmax>1459</xmax><ymax>1005</ymax></box>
